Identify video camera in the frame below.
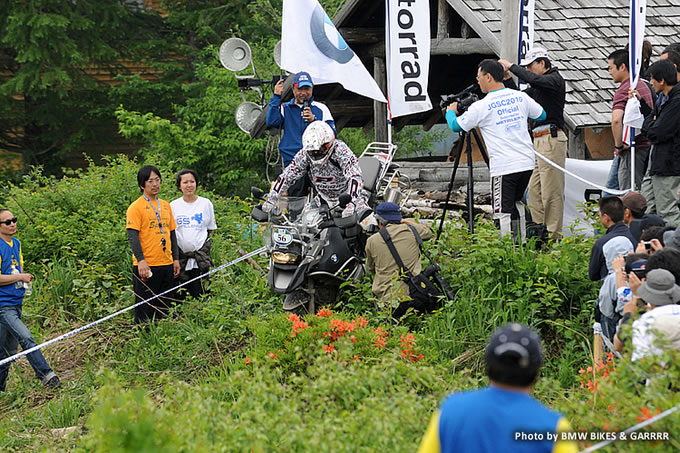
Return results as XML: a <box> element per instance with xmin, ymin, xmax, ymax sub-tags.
<box><xmin>440</xmin><ymin>84</ymin><xmax>480</xmax><ymax>116</ymax></box>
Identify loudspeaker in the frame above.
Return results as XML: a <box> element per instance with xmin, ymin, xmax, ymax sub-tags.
<box><xmin>219</xmin><ymin>38</ymin><xmax>252</xmax><ymax>72</ymax></box>
<box><xmin>235</xmin><ymin>102</ymin><xmax>263</xmax><ymax>134</ymax></box>
<box><xmin>273</xmin><ymin>41</ymin><xmax>282</xmax><ymax>68</ymax></box>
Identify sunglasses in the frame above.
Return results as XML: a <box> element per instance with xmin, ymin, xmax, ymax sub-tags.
<box><xmin>0</xmin><ymin>217</ymin><xmax>17</xmax><ymax>226</ymax></box>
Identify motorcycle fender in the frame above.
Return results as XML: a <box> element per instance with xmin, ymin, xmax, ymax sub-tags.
<box><xmin>269</xmin><ymin>266</ymin><xmax>300</xmax><ymax>294</ymax></box>
<box><xmin>285</xmin><ymin>262</ymin><xmax>310</xmax><ymax>293</ymax></box>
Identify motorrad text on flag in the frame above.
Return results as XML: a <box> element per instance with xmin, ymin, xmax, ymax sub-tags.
<box><xmin>386</xmin><ymin>0</ymin><xmax>432</xmax><ymax>117</ymax></box>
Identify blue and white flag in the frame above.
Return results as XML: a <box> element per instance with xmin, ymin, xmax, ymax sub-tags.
<box><xmin>517</xmin><ymin>0</ymin><xmax>535</xmax><ymax>91</ymax></box>
<box><xmin>385</xmin><ymin>0</ymin><xmax>432</xmax><ymax>118</ymax></box>
<box><xmin>518</xmin><ymin>0</ymin><xmax>535</xmax><ymax>64</ymax></box>
<box><xmin>281</xmin><ymin>0</ymin><xmax>386</xmax><ymax>103</ymax></box>
<box><xmin>623</xmin><ymin>0</ymin><xmax>646</xmax><ymax>143</ymax></box>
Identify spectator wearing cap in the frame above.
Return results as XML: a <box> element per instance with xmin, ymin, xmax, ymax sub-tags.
<box><xmin>614</xmin><ymin>269</ymin><xmax>680</xmax><ymax>361</ymax></box>
<box><xmin>621</xmin><ymin>191</ymin><xmax>664</xmax><ymax>243</ymax></box>
<box><xmin>365</xmin><ymin>202</ymin><xmax>433</xmax><ymax>319</ymax></box>
<box><xmin>418</xmin><ymin>323</ymin><xmax>577</xmax><ymax>453</ymax></box>
<box><xmin>499</xmin><ymin>47</ymin><xmax>567</xmax><ymax>239</ymax></box>
<box><xmin>596</xmin><ymin>236</ymin><xmax>634</xmax><ymax>341</ymax></box>
<box><xmin>266</xmin><ymin>71</ymin><xmax>335</xmax><ymax>197</ymax></box>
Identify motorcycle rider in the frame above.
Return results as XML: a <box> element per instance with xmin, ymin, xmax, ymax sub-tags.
<box><xmin>262</xmin><ymin>121</ymin><xmax>370</xmax><ymax>217</ymax></box>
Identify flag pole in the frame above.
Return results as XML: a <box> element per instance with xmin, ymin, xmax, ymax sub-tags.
<box><xmin>630</xmin><ymin>0</ymin><xmax>636</xmax><ymax>190</ymax></box>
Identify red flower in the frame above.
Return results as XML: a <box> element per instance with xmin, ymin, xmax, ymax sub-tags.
<box><xmin>287</xmin><ymin>313</ymin><xmax>301</xmax><ymax>323</ymax></box>
<box><xmin>323</xmin><ymin>343</ymin><xmax>336</xmax><ymax>354</ymax></box>
<box><xmin>290</xmin><ymin>319</ymin><xmax>309</xmax><ymax>337</ymax></box>
<box><xmin>316</xmin><ymin>308</ymin><xmax>333</xmax><ymax>318</ymax></box>
<box><xmin>357</xmin><ymin>316</ymin><xmax>368</xmax><ymax>328</ymax></box>
<box><xmin>245</xmin><ymin>358</ymin><xmax>251</xmax><ymax>366</ymax></box>
<box><xmin>268</xmin><ymin>352</ymin><xmax>278</xmax><ymax>360</ymax></box>
<box><xmin>636</xmin><ymin>407</ymin><xmax>662</xmax><ymax>423</ymax></box>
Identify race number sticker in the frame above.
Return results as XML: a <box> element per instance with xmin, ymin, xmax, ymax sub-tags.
<box><xmin>272</xmin><ymin>228</ymin><xmax>294</xmax><ymax>246</ymax></box>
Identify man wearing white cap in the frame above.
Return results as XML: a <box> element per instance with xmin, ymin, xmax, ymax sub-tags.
<box><xmin>500</xmin><ymin>47</ymin><xmax>567</xmax><ymax>239</ymax></box>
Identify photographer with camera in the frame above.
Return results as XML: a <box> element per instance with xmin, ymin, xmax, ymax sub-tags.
<box><xmin>499</xmin><ymin>47</ymin><xmax>567</xmax><ymax>239</ymax></box>
<box><xmin>266</xmin><ymin>72</ymin><xmax>336</xmax><ymax>197</ymax></box>
<box><xmin>445</xmin><ymin>59</ymin><xmax>546</xmax><ymax>240</ymax></box>
<box><xmin>365</xmin><ymin>202</ymin><xmax>436</xmax><ymax>321</ymax></box>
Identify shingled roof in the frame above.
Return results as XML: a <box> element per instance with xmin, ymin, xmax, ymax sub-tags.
<box><xmin>448</xmin><ymin>0</ymin><xmax>680</xmax><ymax>129</ymax></box>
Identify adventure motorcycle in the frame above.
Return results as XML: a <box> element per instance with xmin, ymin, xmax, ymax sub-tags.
<box><xmin>251</xmin><ymin>191</ymin><xmax>366</xmax><ymax>313</ymax></box>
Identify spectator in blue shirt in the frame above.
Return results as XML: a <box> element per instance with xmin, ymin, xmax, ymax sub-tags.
<box><xmin>418</xmin><ymin>323</ymin><xmax>577</xmax><ymax>453</ymax></box>
<box><xmin>266</xmin><ymin>71</ymin><xmax>335</xmax><ymax>197</ymax></box>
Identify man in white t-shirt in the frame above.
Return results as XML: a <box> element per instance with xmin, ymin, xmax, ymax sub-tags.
<box><xmin>170</xmin><ymin>169</ymin><xmax>217</xmax><ymax>299</ymax></box>
<box><xmin>446</xmin><ymin>59</ymin><xmax>546</xmax><ymax>239</ymax></box>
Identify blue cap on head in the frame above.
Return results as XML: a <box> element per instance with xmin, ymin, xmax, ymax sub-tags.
<box><xmin>293</xmin><ymin>71</ymin><xmax>313</xmax><ymax>88</ymax></box>
<box><xmin>376</xmin><ymin>202</ymin><xmax>401</xmax><ymax>222</ymax></box>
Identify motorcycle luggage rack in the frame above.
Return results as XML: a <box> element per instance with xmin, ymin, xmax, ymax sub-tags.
<box><xmin>358</xmin><ymin>142</ymin><xmax>411</xmax><ymax>206</ymax></box>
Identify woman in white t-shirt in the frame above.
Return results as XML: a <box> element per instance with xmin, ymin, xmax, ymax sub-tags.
<box><xmin>170</xmin><ymin>169</ymin><xmax>217</xmax><ymax>299</ymax></box>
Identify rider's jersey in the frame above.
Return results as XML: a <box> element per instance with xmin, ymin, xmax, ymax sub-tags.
<box><xmin>267</xmin><ymin>139</ymin><xmax>370</xmax><ymax>215</ymax></box>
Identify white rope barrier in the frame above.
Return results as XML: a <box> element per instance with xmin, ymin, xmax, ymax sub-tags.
<box><xmin>0</xmin><ymin>246</ymin><xmax>267</xmax><ymax>367</ymax></box>
<box><xmin>534</xmin><ymin>151</ymin><xmax>631</xmax><ymax>196</ymax></box>
<box><xmin>579</xmin><ymin>404</ymin><xmax>680</xmax><ymax>452</ymax></box>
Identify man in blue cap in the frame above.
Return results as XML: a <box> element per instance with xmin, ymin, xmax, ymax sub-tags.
<box><xmin>365</xmin><ymin>202</ymin><xmax>433</xmax><ymax>319</ymax></box>
<box><xmin>267</xmin><ymin>71</ymin><xmax>336</xmax><ymax>197</ymax></box>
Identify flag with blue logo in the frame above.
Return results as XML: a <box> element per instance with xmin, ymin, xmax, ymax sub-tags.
<box><xmin>281</xmin><ymin>0</ymin><xmax>387</xmax><ymax>103</ymax></box>
<box><xmin>622</xmin><ymin>0</ymin><xmax>646</xmax><ymax>145</ymax></box>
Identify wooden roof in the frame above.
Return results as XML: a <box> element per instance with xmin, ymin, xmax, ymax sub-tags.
<box><xmin>329</xmin><ymin>0</ymin><xmax>680</xmax><ymax>132</ymax></box>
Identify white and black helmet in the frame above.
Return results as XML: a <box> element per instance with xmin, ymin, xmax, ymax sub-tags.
<box><xmin>302</xmin><ymin>121</ymin><xmax>336</xmax><ymax>166</ymax></box>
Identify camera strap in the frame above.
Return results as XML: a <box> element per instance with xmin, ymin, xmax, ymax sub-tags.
<box><xmin>378</xmin><ymin>227</ymin><xmax>414</xmax><ymax>280</ymax></box>
<box><xmin>405</xmin><ymin>224</ymin><xmax>437</xmax><ymax>267</ymax></box>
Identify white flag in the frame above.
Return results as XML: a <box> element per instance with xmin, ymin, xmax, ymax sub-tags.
<box><xmin>281</xmin><ymin>0</ymin><xmax>386</xmax><ymax>103</ymax></box>
<box><xmin>385</xmin><ymin>0</ymin><xmax>432</xmax><ymax>118</ymax></box>
<box><xmin>623</xmin><ymin>0</ymin><xmax>646</xmax><ymax>141</ymax></box>
<box><xmin>518</xmin><ymin>0</ymin><xmax>535</xmax><ymax>63</ymax></box>
<box><xmin>518</xmin><ymin>0</ymin><xmax>535</xmax><ymax>91</ymax></box>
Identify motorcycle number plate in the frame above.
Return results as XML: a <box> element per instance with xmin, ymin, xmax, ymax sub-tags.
<box><xmin>272</xmin><ymin>228</ymin><xmax>294</xmax><ymax>246</ymax></box>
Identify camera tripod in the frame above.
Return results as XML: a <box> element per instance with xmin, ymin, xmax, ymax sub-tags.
<box><xmin>436</xmin><ymin>128</ymin><xmax>490</xmax><ymax>240</ymax></box>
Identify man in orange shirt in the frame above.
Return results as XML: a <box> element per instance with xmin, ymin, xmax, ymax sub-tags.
<box><xmin>126</xmin><ymin>165</ymin><xmax>180</xmax><ymax>324</ymax></box>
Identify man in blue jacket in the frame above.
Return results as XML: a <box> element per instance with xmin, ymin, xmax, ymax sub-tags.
<box><xmin>266</xmin><ymin>71</ymin><xmax>335</xmax><ymax>197</ymax></box>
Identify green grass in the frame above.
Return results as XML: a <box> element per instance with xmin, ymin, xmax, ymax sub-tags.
<box><xmin>1</xmin><ymin>158</ymin><xmax>678</xmax><ymax>452</ymax></box>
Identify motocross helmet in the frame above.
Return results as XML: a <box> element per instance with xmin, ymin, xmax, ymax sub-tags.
<box><xmin>302</xmin><ymin>121</ymin><xmax>336</xmax><ymax>167</ymax></box>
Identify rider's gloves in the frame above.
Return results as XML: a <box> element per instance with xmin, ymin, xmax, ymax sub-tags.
<box><xmin>261</xmin><ymin>200</ymin><xmax>276</xmax><ymax>213</ymax></box>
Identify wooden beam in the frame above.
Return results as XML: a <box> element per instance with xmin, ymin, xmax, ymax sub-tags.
<box><xmin>325</xmin><ymin>85</ymin><xmax>345</xmax><ymax>102</ymax></box>
<box><xmin>367</xmin><ymin>38</ymin><xmax>493</xmax><ymax>58</ymax></box>
<box><xmin>373</xmin><ymin>57</ymin><xmax>388</xmax><ymax>143</ymax></box>
<box><xmin>446</xmin><ymin>0</ymin><xmax>500</xmax><ymax>56</ymax></box>
<box><xmin>338</xmin><ymin>27</ymin><xmax>382</xmax><ymax>44</ymax></box>
<box><xmin>569</xmin><ymin>128</ymin><xmax>586</xmax><ymax>160</ymax></box>
<box><xmin>500</xmin><ymin>0</ymin><xmax>520</xmax><ymax>61</ymax></box>
<box><xmin>333</xmin><ymin>0</ymin><xmax>362</xmax><ymax>27</ymax></box>
<box><xmin>362</xmin><ymin>119</ymin><xmax>374</xmax><ymax>135</ymax></box>
<box><xmin>431</xmin><ymin>38</ymin><xmax>493</xmax><ymax>55</ymax></box>
<box><xmin>393</xmin><ymin>116</ymin><xmax>410</xmax><ymax>133</ymax></box>
<box><xmin>325</xmin><ymin>99</ymin><xmax>373</xmax><ymax>116</ymax></box>
<box><xmin>335</xmin><ymin>116</ymin><xmax>352</xmax><ymax>133</ymax></box>
<box><xmin>437</xmin><ymin>0</ymin><xmax>450</xmax><ymax>40</ymax></box>
<box><xmin>422</xmin><ymin>109</ymin><xmax>443</xmax><ymax>132</ymax></box>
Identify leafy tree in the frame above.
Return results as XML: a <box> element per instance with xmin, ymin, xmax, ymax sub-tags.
<box><xmin>116</xmin><ymin>51</ymin><xmax>268</xmax><ymax>196</ymax></box>
<box><xmin>0</xmin><ymin>0</ymin><xmax>180</xmax><ymax>172</ymax></box>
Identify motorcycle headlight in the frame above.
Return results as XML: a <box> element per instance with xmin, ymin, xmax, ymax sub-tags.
<box><xmin>272</xmin><ymin>252</ymin><xmax>299</xmax><ymax>264</ymax></box>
